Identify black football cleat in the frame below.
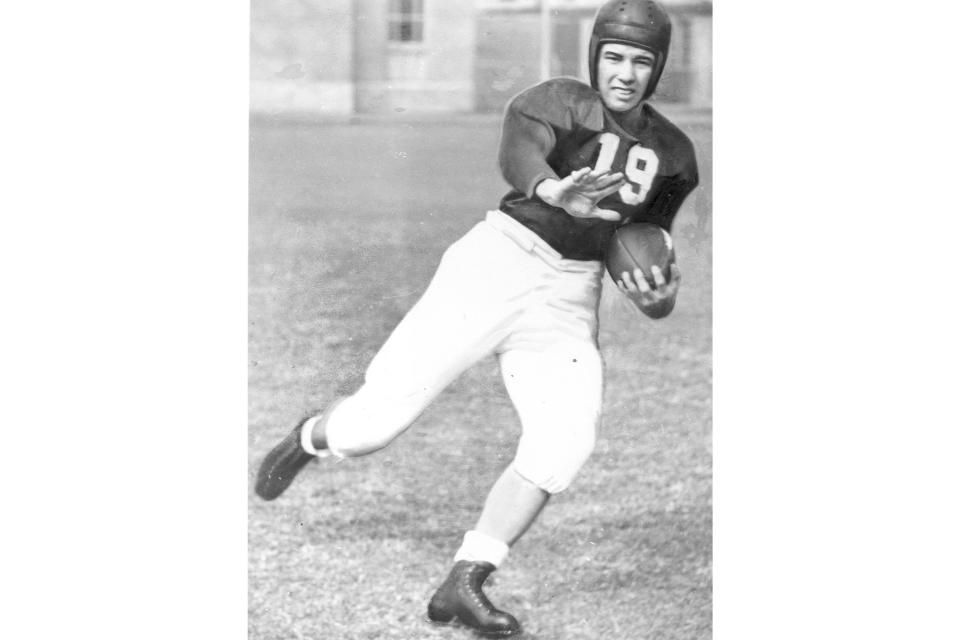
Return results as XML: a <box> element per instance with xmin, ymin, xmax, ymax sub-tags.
<box><xmin>254</xmin><ymin>416</ymin><xmax>317</xmax><ymax>501</ymax></box>
<box><xmin>427</xmin><ymin>560</ymin><xmax>521</xmax><ymax>637</ymax></box>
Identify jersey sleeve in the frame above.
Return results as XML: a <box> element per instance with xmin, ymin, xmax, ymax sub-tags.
<box><xmin>498</xmin><ymin>79</ymin><xmax>602</xmax><ymax>198</ymax></box>
<box><xmin>648</xmin><ymin>159</ymin><xmax>699</xmax><ymax>232</ymax></box>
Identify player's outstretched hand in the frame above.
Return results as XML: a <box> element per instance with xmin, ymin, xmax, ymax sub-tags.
<box><xmin>616</xmin><ymin>263</ymin><xmax>681</xmax><ymax>319</ymax></box>
<box><xmin>535</xmin><ymin>168</ymin><xmax>625</xmax><ymax>221</ymax></box>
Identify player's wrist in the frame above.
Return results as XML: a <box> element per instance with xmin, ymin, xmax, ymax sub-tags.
<box><xmin>534</xmin><ymin>178</ymin><xmax>561</xmax><ymax>205</ymax></box>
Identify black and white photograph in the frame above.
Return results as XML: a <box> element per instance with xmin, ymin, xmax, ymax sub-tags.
<box><xmin>248</xmin><ymin>1</ymin><xmax>712</xmax><ymax>638</ymax></box>
<box><xmin>10</xmin><ymin>1</ymin><xmax>960</xmax><ymax>640</ymax></box>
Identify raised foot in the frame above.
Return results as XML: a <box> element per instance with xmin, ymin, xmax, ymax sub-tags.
<box><xmin>254</xmin><ymin>416</ymin><xmax>317</xmax><ymax>500</ymax></box>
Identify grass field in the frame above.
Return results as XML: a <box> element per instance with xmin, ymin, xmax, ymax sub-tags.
<box><xmin>249</xmin><ymin>114</ymin><xmax>712</xmax><ymax>640</ymax></box>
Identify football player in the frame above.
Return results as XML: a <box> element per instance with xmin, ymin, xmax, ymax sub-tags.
<box><xmin>256</xmin><ymin>0</ymin><xmax>698</xmax><ymax>635</ymax></box>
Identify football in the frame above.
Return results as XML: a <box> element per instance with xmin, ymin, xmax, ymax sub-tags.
<box><xmin>605</xmin><ymin>223</ymin><xmax>675</xmax><ymax>287</ymax></box>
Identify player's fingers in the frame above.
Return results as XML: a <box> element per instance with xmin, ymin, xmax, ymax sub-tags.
<box><xmin>591</xmin><ymin>207</ymin><xmax>622</xmax><ymax>222</ymax></box>
<box><xmin>633</xmin><ymin>268</ymin><xmax>652</xmax><ymax>293</ymax></box>
<box><xmin>585</xmin><ymin>168</ymin><xmax>620</xmax><ymax>182</ymax></box>
<box><xmin>619</xmin><ymin>270</ymin><xmax>636</xmax><ymax>292</ymax></box>
<box><xmin>588</xmin><ymin>169</ymin><xmax>626</xmax><ymax>190</ymax></box>
<box><xmin>575</xmin><ymin>169</ymin><xmax>608</xmax><ymax>190</ymax></box>
<box><xmin>651</xmin><ymin>265</ymin><xmax>666</xmax><ymax>288</ymax></box>
<box><xmin>592</xmin><ymin>182</ymin><xmax>624</xmax><ymax>201</ymax></box>
<box><xmin>569</xmin><ymin>167</ymin><xmax>592</xmax><ymax>184</ymax></box>
<box><xmin>592</xmin><ymin>172</ymin><xmax>626</xmax><ymax>191</ymax></box>
<box><xmin>585</xmin><ymin>167</ymin><xmax>611</xmax><ymax>179</ymax></box>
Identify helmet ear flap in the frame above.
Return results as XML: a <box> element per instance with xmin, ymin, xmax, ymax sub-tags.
<box><xmin>588</xmin><ymin>0</ymin><xmax>672</xmax><ymax>100</ymax></box>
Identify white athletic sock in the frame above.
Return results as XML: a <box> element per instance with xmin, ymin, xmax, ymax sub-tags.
<box><xmin>299</xmin><ymin>414</ymin><xmax>331</xmax><ymax>457</ymax></box>
<box><xmin>453</xmin><ymin>530</ymin><xmax>510</xmax><ymax>568</ymax></box>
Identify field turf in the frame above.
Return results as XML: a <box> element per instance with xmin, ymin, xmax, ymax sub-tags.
<box><xmin>249</xmin><ymin>115</ymin><xmax>712</xmax><ymax>640</ymax></box>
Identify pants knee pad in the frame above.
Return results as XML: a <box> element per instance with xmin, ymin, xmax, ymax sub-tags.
<box><xmin>512</xmin><ymin>423</ymin><xmax>597</xmax><ymax>494</ymax></box>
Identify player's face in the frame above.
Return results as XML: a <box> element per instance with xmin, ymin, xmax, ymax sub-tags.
<box><xmin>596</xmin><ymin>43</ymin><xmax>655</xmax><ymax>112</ymax></box>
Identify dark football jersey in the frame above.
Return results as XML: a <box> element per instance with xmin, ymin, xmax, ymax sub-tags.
<box><xmin>498</xmin><ymin>77</ymin><xmax>699</xmax><ymax>261</ymax></box>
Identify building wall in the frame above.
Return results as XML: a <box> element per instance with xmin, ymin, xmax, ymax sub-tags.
<box><xmin>475</xmin><ymin>13</ymin><xmax>542</xmax><ymax>113</ymax></box>
<box><xmin>248</xmin><ymin>0</ymin><xmax>710</xmax><ymax>116</ymax></box>
<box><xmin>657</xmin><ymin>9</ymin><xmax>711</xmax><ymax>104</ymax></box>
<box><xmin>354</xmin><ymin>0</ymin><xmax>476</xmax><ymax>113</ymax></box>
<box><xmin>250</xmin><ymin>0</ymin><xmax>355</xmax><ymax>115</ymax></box>
<box><xmin>687</xmin><ymin>13</ymin><xmax>712</xmax><ymax>107</ymax></box>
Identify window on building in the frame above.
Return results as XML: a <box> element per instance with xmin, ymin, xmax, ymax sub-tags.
<box><xmin>388</xmin><ymin>0</ymin><xmax>425</xmax><ymax>43</ymax></box>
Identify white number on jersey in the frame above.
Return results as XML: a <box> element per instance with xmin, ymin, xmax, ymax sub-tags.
<box><xmin>594</xmin><ymin>132</ymin><xmax>660</xmax><ymax>205</ymax></box>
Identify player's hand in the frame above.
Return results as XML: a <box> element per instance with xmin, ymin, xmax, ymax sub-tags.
<box><xmin>535</xmin><ymin>168</ymin><xmax>625</xmax><ymax>221</ymax></box>
<box><xmin>616</xmin><ymin>263</ymin><xmax>681</xmax><ymax>319</ymax></box>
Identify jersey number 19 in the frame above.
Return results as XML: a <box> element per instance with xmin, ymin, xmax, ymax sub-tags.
<box><xmin>594</xmin><ymin>132</ymin><xmax>659</xmax><ymax>205</ymax></box>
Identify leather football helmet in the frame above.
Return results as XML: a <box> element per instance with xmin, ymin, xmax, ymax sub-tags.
<box><xmin>588</xmin><ymin>0</ymin><xmax>673</xmax><ymax>100</ymax></box>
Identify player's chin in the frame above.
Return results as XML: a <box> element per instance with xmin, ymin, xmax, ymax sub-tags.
<box><xmin>604</xmin><ymin>91</ymin><xmax>641</xmax><ymax>112</ymax></box>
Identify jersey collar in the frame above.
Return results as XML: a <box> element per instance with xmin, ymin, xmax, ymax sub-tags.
<box><xmin>601</xmin><ymin>103</ymin><xmax>650</xmax><ymax>142</ymax></box>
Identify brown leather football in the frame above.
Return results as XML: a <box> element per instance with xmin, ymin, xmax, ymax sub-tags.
<box><xmin>605</xmin><ymin>223</ymin><xmax>675</xmax><ymax>287</ymax></box>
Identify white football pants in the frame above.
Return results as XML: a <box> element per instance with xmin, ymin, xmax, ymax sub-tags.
<box><xmin>323</xmin><ymin>210</ymin><xmax>604</xmax><ymax>493</ymax></box>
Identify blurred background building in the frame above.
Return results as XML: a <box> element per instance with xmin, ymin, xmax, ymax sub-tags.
<box><xmin>250</xmin><ymin>0</ymin><xmax>711</xmax><ymax>116</ymax></box>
